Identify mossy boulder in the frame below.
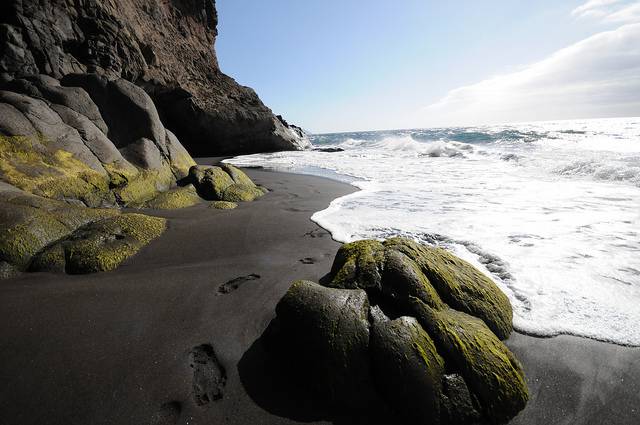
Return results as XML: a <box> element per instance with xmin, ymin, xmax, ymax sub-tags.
<box><xmin>411</xmin><ymin>298</ymin><xmax>528</xmax><ymax>423</ymax></box>
<box><xmin>384</xmin><ymin>237</ymin><xmax>512</xmax><ymax>339</ymax></box>
<box><xmin>188</xmin><ymin>165</ymin><xmax>234</xmax><ymax>200</ymax></box>
<box><xmin>221</xmin><ymin>184</ymin><xmax>264</xmax><ymax>202</ymax></box>
<box><xmin>143</xmin><ymin>184</ymin><xmax>201</xmax><ymax>209</ymax></box>
<box><xmin>329</xmin><ymin>239</ymin><xmax>385</xmax><ymax>292</ymax></box>
<box><xmin>188</xmin><ymin>164</ymin><xmax>265</xmax><ymax>203</ymax></box>
<box><xmin>370</xmin><ymin>316</ymin><xmax>445</xmax><ymax>424</ymax></box>
<box><xmin>329</xmin><ymin>237</ymin><xmax>512</xmax><ymax>340</ymax></box>
<box><xmin>0</xmin><ymin>190</ymin><xmax>116</xmax><ymax>268</ymax></box>
<box><xmin>30</xmin><ymin>213</ymin><xmax>166</xmax><ymax>274</ymax></box>
<box><xmin>273</xmin><ymin>280</ymin><xmax>379</xmax><ymax>410</ymax></box>
<box><xmin>220</xmin><ymin>163</ymin><xmax>256</xmax><ymax>187</ymax></box>
<box><xmin>209</xmin><ymin>201</ymin><xmax>237</xmax><ymax>210</ymax></box>
<box><xmin>270</xmin><ymin>238</ymin><xmax>528</xmax><ymax>424</ymax></box>
<box><xmin>0</xmin><ymin>134</ymin><xmax>114</xmax><ymax>207</ymax></box>
<box><xmin>381</xmin><ymin>248</ymin><xmax>446</xmax><ymax>311</ymax></box>
<box><xmin>0</xmin><ymin>74</ymin><xmax>198</xmax><ymax>207</ymax></box>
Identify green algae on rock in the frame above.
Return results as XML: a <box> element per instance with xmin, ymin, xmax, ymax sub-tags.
<box><xmin>328</xmin><ymin>239</ymin><xmax>385</xmax><ymax>292</ymax></box>
<box><xmin>0</xmin><ymin>190</ymin><xmax>117</xmax><ymax>268</ymax></box>
<box><xmin>273</xmin><ymin>280</ymin><xmax>379</xmax><ymax>410</ymax></box>
<box><xmin>220</xmin><ymin>163</ymin><xmax>256</xmax><ymax>187</ymax></box>
<box><xmin>0</xmin><ymin>73</ymin><xmax>200</xmax><ymax>208</ymax></box>
<box><xmin>221</xmin><ymin>184</ymin><xmax>264</xmax><ymax>202</ymax></box>
<box><xmin>384</xmin><ymin>237</ymin><xmax>513</xmax><ymax>339</ymax></box>
<box><xmin>209</xmin><ymin>201</ymin><xmax>238</xmax><ymax>210</ymax></box>
<box><xmin>411</xmin><ymin>298</ymin><xmax>528</xmax><ymax>423</ymax></box>
<box><xmin>370</xmin><ymin>315</ymin><xmax>446</xmax><ymax>424</ymax></box>
<box><xmin>270</xmin><ymin>237</ymin><xmax>528</xmax><ymax>424</ymax></box>
<box><xmin>30</xmin><ymin>213</ymin><xmax>166</xmax><ymax>274</ymax></box>
<box><xmin>188</xmin><ymin>165</ymin><xmax>265</xmax><ymax>203</ymax></box>
<box><xmin>0</xmin><ymin>134</ymin><xmax>113</xmax><ymax>207</ymax></box>
<box><xmin>329</xmin><ymin>237</ymin><xmax>513</xmax><ymax>340</ymax></box>
<box><xmin>143</xmin><ymin>184</ymin><xmax>201</xmax><ymax>209</ymax></box>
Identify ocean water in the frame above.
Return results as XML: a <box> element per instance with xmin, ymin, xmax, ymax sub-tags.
<box><xmin>226</xmin><ymin>117</ymin><xmax>640</xmax><ymax>346</ymax></box>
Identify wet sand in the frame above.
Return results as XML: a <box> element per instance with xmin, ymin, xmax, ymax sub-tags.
<box><xmin>0</xmin><ymin>168</ymin><xmax>638</xmax><ymax>424</ymax></box>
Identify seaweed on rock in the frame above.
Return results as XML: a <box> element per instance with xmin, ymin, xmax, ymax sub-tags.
<box><xmin>188</xmin><ymin>164</ymin><xmax>265</xmax><ymax>203</ymax></box>
<box><xmin>266</xmin><ymin>237</ymin><xmax>528</xmax><ymax>425</ymax></box>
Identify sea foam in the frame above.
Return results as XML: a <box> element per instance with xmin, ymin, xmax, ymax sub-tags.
<box><xmin>228</xmin><ymin>117</ymin><xmax>640</xmax><ymax>346</ymax></box>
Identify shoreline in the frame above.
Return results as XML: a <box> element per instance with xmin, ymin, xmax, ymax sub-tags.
<box><xmin>233</xmin><ymin>163</ymin><xmax>640</xmax><ymax>350</ymax></box>
<box><xmin>0</xmin><ymin>168</ymin><xmax>638</xmax><ymax>424</ymax></box>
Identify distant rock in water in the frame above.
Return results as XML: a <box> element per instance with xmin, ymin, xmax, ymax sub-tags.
<box><xmin>0</xmin><ymin>0</ymin><xmax>309</xmax><ymax>155</ymax></box>
<box><xmin>268</xmin><ymin>237</ymin><xmax>528</xmax><ymax>424</ymax></box>
<box><xmin>313</xmin><ymin>147</ymin><xmax>345</xmax><ymax>153</ymax></box>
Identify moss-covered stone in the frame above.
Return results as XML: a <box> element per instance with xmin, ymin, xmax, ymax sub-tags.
<box><xmin>381</xmin><ymin>248</ymin><xmax>446</xmax><ymax>311</ymax></box>
<box><xmin>221</xmin><ymin>183</ymin><xmax>264</xmax><ymax>202</ymax></box>
<box><xmin>29</xmin><ymin>213</ymin><xmax>166</xmax><ymax>274</ymax></box>
<box><xmin>113</xmin><ymin>165</ymin><xmax>175</xmax><ymax>206</ymax></box>
<box><xmin>0</xmin><ymin>134</ymin><xmax>113</xmax><ymax>206</ymax></box>
<box><xmin>274</xmin><ymin>280</ymin><xmax>379</xmax><ymax>410</ymax></box>
<box><xmin>370</xmin><ymin>316</ymin><xmax>445</xmax><ymax>424</ymax></box>
<box><xmin>188</xmin><ymin>164</ymin><xmax>265</xmax><ymax>202</ymax></box>
<box><xmin>188</xmin><ymin>165</ymin><xmax>234</xmax><ymax>200</ymax></box>
<box><xmin>275</xmin><ymin>237</ymin><xmax>527</xmax><ymax>424</ymax></box>
<box><xmin>384</xmin><ymin>237</ymin><xmax>513</xmax><ymax>339</ymax></box>
<box><xmin>0</xmin><ymin>191</ymin><xmax>116</xmax><ymax>268</ymax></box>
<box><xmin>209</xmin><ymin>201</ymin><xmax>237</xmax><ymax>210</ymax></box>
<box><xmin>220</xmin><ymin>163</ymin><xmax>256</xmax><ymax>187</ymax></box>
<box><xmin>411</xmin><ymin>298</ymin><xmax>528</xmax><ymax>423</ymax></box>
<box><xmin>143</xmin><ymin>184</ymin><xmax>201</xmax><ymax>209</ymax></box>
<box><xmin>329</xmin><ymin>239</ymin><xmax>385</xmax><ymax>292</ymax></box>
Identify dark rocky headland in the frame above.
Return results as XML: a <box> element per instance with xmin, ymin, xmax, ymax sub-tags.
<box><xmin>1</xmin><ymin>1</ymin><xmax>638</xmax><ymax>425</ymax></box>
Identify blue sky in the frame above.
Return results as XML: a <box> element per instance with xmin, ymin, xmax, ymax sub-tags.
<box><xmin>216</xmin><ymin>0</ymin><xmax>640</xmax><ymax>133</ymax></box>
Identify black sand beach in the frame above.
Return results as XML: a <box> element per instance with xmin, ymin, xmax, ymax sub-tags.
<box><xmin>1</xmin><ymin>168</ymin><xmax>638</xmax><ymax>425</ymax></box>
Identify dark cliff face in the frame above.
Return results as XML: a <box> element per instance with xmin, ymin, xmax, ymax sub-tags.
<box><xmin>0</xmin><ymin>0</ymin><xmax>309</xmax><ymax>155</ymax></box>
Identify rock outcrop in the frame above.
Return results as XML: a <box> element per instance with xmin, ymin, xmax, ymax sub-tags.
<box><xmin>188</xmin><ymin>164</ymin><xmax>267</xmax><ymax>202</ymax></box>
<box><xmin>270</xmin><ymin>238</ymin><xmax>528</xmax><ymax>425</ymax></box>
<box><xmin>0</xmin><ymin>0</ymin><xmax>310</xmax><ymax>155</ymax></box>
<box><xmin>0</xmin><ymin>189</ymin><xmax>165</xmax><ymax>274</ymax></box>
<box><xmin>0</xmin><ymin>73</ymin><xmax>195</xmax><ymax>207</ymax></box>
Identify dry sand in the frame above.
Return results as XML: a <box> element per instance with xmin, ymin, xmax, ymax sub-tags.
<box><xmin>0</xmin><ymin>168</ymin><xmax>638</xmax><ymax>424</ymax></box>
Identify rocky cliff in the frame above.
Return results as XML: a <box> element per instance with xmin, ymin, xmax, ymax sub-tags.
<box><xmin>0</xmin><ymin>0</ymin><xmax>309</xmax><ymax>155</ymax></box>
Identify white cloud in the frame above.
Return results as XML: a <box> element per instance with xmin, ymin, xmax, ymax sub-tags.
<box><xmin>607</xmin><ymin>2</ymin><xmax>640</xmax><ymax>22</ymax></box>
<box><xmin>420</xmin><ymin>24</ymin><xmax>640</xmax><ymax>127</ymax></box>
<box><xmin>572</xmin><ymin>0</ymin><xmax>640</xmax><ymax>23</ymax></box>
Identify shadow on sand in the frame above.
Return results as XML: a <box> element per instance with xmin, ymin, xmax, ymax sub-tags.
<box><xmin>238</xmin><ymin>320</ymin><xmax>394</xmax><ymax>425</ymax></box>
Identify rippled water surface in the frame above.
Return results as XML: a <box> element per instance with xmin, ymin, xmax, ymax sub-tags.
<box><xmin>228</xmin><ymin>117</ymin><xmax>640</xmax><ymax>346</ymax></box>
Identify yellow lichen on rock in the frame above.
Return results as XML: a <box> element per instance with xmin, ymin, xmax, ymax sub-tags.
<box><xmin>188</xmin><ymin>164</ymin><xmax>265</xmax><ymax>202</ymax></box>
<box><xmin>30</xmin><ymin>213</ymin><xmax>167</xmax><ymax>274</ymax></box>
<box><xmin>143</xmin><ymin>184</ymin><xmax>201</xmax><ymax>209</ymax></box>
<box><xmin>209</xmin><ymin>201</ymin><xmax>237</xmax><ymax>210</ymax></box>
<box><xmin>0</xmin><ymin>191</ymin><xmax>117</xmax><ymax>268</ymax></box>
<box><xmin>113</xmin><ymin>165</ymin><xmax>175</xmax><ymax>206</ymax></box>
<box><xmin>221</xmin><ymin>183</ymin><xmax>264</xmax><ymax>202</ymax></box>
<box><xmin>0</xmin><ymin>135</ymin><xmax>112</xmax><ymax>206</ymax></box>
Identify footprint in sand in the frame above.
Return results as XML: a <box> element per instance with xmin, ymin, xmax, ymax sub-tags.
<box><xmin>152</xmin><ymin>401</ymin><xmax>181</xmax><ymax>425</ymax></box>
<box><xmin>189</xmin><ymin>344</ymin><xmax>227</xmax><ymax>405</ymax></box>
<box><xmin>217</xmin><ymin>274</ymin><xmax>261</xmax><ymax>294</ymax></box>
<box><xmin>303</xmin><ymin>228</ymin><xmax>328</xmax><ymax>238</ymax></box>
